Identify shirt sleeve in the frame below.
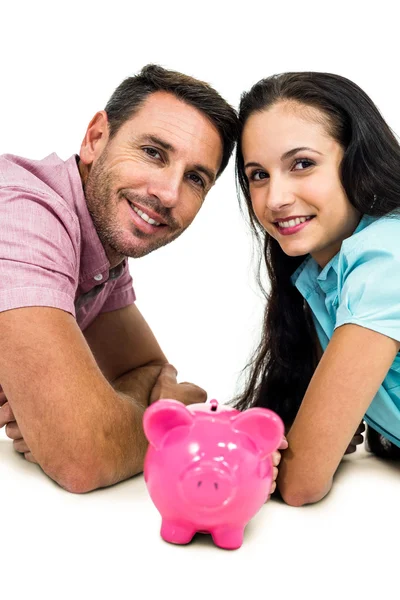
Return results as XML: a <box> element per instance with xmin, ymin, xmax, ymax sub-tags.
<box><xmin>100</xmin><ymin>260</ymin><xmax>136</xmax><ymax>314</ymax></box>
<box><xmin>0</xmin><ymin>187</ymin><xmax>80</xmax><ymax>317</ymax></box>
<box><xmin>335</xmin><ymin>241</ymin><xmax>400</xmax><ymax>341</ymax></box>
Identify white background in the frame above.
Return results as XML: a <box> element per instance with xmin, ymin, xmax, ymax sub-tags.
<box><xmin>1</xmin><ymin>2</ymin><xmax>400</xmax><ymax>599</ymax></box>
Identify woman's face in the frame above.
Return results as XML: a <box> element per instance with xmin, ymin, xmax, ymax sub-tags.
<box><xmin>241</xmin><ymin>101</ymin><xmax>361</xmax><ymax>267</ymax></box>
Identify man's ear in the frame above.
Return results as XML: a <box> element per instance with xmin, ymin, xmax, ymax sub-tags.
<box><xmin>79</xmin><ymin>110</ymin><xmax>110</xmax><ymax>167</ymax></box>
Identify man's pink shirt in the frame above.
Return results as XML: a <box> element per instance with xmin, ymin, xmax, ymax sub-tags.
<box><xmin>0</xmin><ymin>153</ymin><xmax>136</xmax><ymax>331</ymax></box>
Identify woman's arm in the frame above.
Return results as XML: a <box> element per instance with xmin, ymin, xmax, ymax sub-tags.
<box><xmin>278</xmin><ymin>323</ymin><xmax>400</xmax><ymax>506</ymax></box>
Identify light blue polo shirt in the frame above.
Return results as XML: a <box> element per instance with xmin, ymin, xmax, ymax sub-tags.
<box><xmin>291</xmin><ymin>214</ymin><xmax>400</xmax><ymax>446</ymax></box>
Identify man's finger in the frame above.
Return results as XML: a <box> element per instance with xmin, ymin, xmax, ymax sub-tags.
<box><xmin>24</xmin><ymin>452</ymin><xmax>37</xmax><ymax>464</ymax></box>
<box><xmin>0</xmin><ymin>402</ymin><xmax>15</xmax><ymax>428</ymax></box>
<box><xmin>158</xmin><ymin>364</ymin><xmax>178</xmax><ymax>382</ymax></box>
<box><xmin>179</xmin><ymin>383</ymin><xmax>207</xmax><ymax>404</ymax></box>
<box><xmin>13</xmin><ymin>438</ymin><xmax>30</xmax><ymax>454</ymax></box>
<box><xmin>5</xmin><ymin>421</ymin><xmax>22</xmax><ymax>440</ymax></box>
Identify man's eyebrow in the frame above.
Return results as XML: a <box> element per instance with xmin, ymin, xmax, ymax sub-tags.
<box><xmin>193</xmin><ymin>164</ymin><xmax>217</xmax><ymax>185</ymax></box>
<box><xmin>138</xmin><ymin>134</ymin><xmax>216</xmax><ymax>185</ymax></box>
<box><xmin>281</xmin><ymin>146</ymin><xmax>323</xmax><ymax>160</ymax></box>
<box><xmin>139</xmin><ymin>134</ymin><xmax>175</xmax><ymax>152</ymax></box>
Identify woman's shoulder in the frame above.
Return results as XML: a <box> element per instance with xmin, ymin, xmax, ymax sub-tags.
<box><xmin>341</xmin><ymin>214</ymin><xmax>400</xmax><ymax>260</ymax></box>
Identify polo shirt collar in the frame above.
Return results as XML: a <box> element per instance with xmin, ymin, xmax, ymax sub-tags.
<box><xmin>291</xmin><ymin>214</ymin><xmax>370</xmax><ymax>299</ymax></box>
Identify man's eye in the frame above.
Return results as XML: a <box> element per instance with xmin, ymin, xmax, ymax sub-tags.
<box><xmin>143</xmin><ymin>147</ymin><xmax>161</xmax><ymax>159</ymax></box>
<box><xmin>250</xmin><ymin>170</ymin><xmax>268</xmax><ymax>181</ymax></box>
<box><xmin>187</xmin><ymin>173</ymin><xmax>205</xmax><ymax>188</ymax></box>
<box><xmin>292</xmin><ymin>158</ymin><xmax>314</xmax><ymax>170</ymax></box>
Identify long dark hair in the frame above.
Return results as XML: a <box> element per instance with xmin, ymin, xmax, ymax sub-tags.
<box><xmin>233</xmin><ymin>72</ymin><xmax>400</xmax><ymax>453</ymax></box>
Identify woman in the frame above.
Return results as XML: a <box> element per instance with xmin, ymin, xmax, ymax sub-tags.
<box><xmin>234</xmin><ymin>72</ymin><xmax>400</xmax><ymax>506</ymax></box>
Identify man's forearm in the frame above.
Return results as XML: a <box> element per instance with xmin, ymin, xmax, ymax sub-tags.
<box><xmin>112</xmin><ymin>363</ymin><xmax>164</xmax><ymax>410</ymax></box>
<box><xmin>89</xmin><ymin>364</ymin><xmax>165</xmax><ymax>491</ymax></box>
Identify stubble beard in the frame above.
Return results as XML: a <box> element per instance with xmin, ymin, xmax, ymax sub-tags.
<box><xmin>83</xmin><ymin>152</ymin><xmax>186</xmax><ymax>261</ymax></box>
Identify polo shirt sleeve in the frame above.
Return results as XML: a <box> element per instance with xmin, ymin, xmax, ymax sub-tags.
<box><xmin>0</xmin><ymin>187</ymin><xmax>79</xmax><ymax>316</ymax></box>
<box><xmin>335</xmin><ymin>239</ymin><xmax>400</xmax><ymax>342</ymax></box>
<box><xmin>100</xmin><ymin>260</ymin><xmax>136</xmax><ymax>314</ymax></box>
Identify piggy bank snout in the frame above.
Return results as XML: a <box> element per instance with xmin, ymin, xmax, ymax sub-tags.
<box><xmin>180</xmin><ymin>462</ymin><xmax>236</xmax><ymax>508</ymax></box>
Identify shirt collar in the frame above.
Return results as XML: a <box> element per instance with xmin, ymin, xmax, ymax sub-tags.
<box><xmin>291</xmin><ymin>214</ymin><xmax>372</xmax><ymax>299</ymax></box>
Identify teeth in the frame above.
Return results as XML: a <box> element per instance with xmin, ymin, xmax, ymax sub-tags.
<box><xmin>130</xmin><ymin>204</ymin><xmax>161</xmax><ymax>226</ymax></box>
<box><xmin>277</xmin><ymin>216</ymin><xmax>311</xmax><ymax>228</ymax></box>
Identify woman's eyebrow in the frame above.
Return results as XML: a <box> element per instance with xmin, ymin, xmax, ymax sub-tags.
<box><xmin>281</xmin><ymin>147</ymin><xmax>323</xmax><ymax>160</ymax></box>
<box><xmin>244</xmin><ymin>147</ymin><xmax>323</xmax><ymax>170</ymax></box>
<box><xmin>244</xmin><ymin>161</ymin><xmax>263</xmax><ymax>170</ymax></box>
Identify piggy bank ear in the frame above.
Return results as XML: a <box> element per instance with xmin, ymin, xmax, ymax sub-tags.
<box><xmin>143</xmin><ymin>399</ymin><xmax>194</xmax><ymax>450</ymax></box>
<box><xmin>232</xmin><ymin>408</ymin><xmax>284</xmax><ymax>458</ymax></box>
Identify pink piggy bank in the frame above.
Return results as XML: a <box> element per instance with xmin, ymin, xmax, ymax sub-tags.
<box><xmin>143</xmin><ymin>398</ymin><xmax>284</xmax><ymax>550</ymax></box>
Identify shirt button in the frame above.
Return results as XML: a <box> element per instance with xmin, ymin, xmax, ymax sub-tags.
<box><xmin>94</xmin><ymin>274</ymin><xmax>103</xmax><ymax>281</ymax></box>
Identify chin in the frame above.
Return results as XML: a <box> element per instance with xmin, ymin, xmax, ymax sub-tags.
<box><xmin>281</xmin><ymin>245</ymin><xmax>310</xmax><ymax>258</ymax></box>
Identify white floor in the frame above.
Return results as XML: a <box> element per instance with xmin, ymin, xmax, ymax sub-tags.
<box><xmin>1</xmin><ymin>426</ymin><xmax>399</xmax><ymax>600</ymax></box>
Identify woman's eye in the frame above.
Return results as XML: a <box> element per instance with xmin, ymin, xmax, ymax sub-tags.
<box><xmin>250</xmin><ymin>170</ymin><xmax>268</xmax><ymax>181</ymax></box>
<box><xmin>187</xmin><ymin>173</ymin><xmax>205</xmax><ymax>188</ymax></box>
<box><xmin>292</xmin><ymin>158</ymin><xmax>314</xmax><ymax>171</ymax></box>
<box><xmin>143</xmin><ymin>147</ymin><xmax>161</xmax><ymax>159</ymax></box>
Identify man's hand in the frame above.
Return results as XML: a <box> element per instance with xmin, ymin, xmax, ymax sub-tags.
<box><xmin>344</xmin><ymin>420</ymin><xmax>365</xmax><ymax>455</ymax></box>
<box><xmin>150</xmin><ymin>364</ymin><xmax>207</xmax><ymax>406</ymax></box>
<box><xmin>0</xmin><ymin>389</ymin><xmax>36</xmax><ymax>463</ymax></box>
<box><xmin>267</xmin><ymin>436</ymin><xmax>288</xmax><ymax>501</ymax></box>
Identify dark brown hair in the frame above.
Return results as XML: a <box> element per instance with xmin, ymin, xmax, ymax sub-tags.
<box><xmin>104</xmin><ymin>64</ymin><xmax>239</xmax><ymax>176</ymax></box>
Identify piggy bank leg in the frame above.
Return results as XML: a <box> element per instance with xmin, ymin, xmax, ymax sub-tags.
<box><xmin>160</xmin><ymin>520</ymin><xmax>196</xmax><ymax>545</ymax></box>
<box><xmin>211</xmin><ymin>526</ymin><xmax>245</xmax><ymax>550</ymax></box>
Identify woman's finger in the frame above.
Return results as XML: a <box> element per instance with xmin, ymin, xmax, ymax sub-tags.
<box><xmin>272</xmin><ymin>451</ymin><xmax>281</xmax><ymax>467</ymax></box>
<box><xmin>345</xmin><ymin>443</ymin><xmax>357</xmax><ymax>455</ymax></box>
<box><xmin>352</xmin><ymin>433</ymin><xmax>364</xmax><ymax>446</ymax></box>
<box><xmin>355</xmin><ymin>422</ymin><xmax>366</xmax><ymax>435</ymax></box>
<box><xmin>278</xmin><ymin>436</ymin><xmax>288</xmax><ymax>450</ymax></box>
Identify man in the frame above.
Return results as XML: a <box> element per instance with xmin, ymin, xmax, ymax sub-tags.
<box><xmin>0</xmin><ymin>64</ymin><xmax>238</xmax><ymax>493</ymax></box>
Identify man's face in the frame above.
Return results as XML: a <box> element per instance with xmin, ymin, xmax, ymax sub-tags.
<box><xmin>82</xmin><ymin>91</ymin><xmax>223</xmax><ymax>262</ymax></box>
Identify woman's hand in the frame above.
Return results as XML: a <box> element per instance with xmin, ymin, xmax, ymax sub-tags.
<box><xmin>344</xmin><ymin>420</ymin><xmax>365</xmax><ymax>455</ymax></box>
<box><xmin>267</xmin><ymin>436</ymin><xmax>288</xmax><ymax>500</ymax></box>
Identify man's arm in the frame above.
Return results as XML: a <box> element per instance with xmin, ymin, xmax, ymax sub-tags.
<box><xmin>83</xmin><ymin>303</ymin><xmax>206</xmax><ymax>408</ymax></box>
<box><xmin>0</xmin><ymin>304</ymin><xmax>203</xmax><ymax>493</ymax></box>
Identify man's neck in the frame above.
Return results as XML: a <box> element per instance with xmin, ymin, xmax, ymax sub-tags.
<box><xmin>77</xmin><ymin>155</ymin><xmax>125</xmax><ymax>270</ymax></box>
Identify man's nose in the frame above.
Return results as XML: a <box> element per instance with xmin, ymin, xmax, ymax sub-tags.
<box><xmin>147</xmin><ymin>168</ymin><xmax>181</xmax><ymax>209</ymax></box>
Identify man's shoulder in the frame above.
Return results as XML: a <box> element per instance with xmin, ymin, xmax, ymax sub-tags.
<box><xmin>0</xmin><ymin>152</ymin><xmax>70</xmax><ymax>193</ymax></box>
<box><xmin>0</xmin><ymin>153</ymin><xmax>80</xmax><ymax>226</ymax></box>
